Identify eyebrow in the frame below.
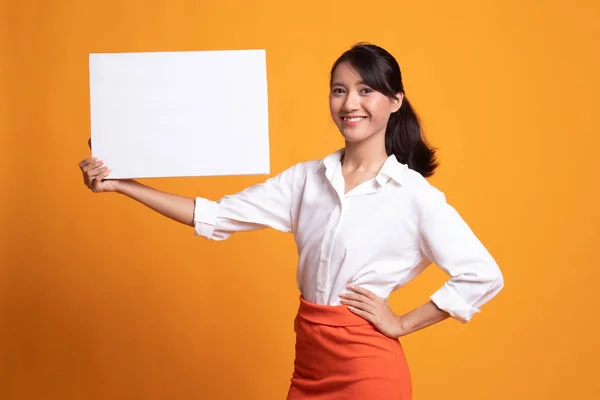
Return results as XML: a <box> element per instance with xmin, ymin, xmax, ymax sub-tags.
<box><xmin>331</xmin><ymin>80</ymin><xmax>368</xmax><ymax>87</ymax></box>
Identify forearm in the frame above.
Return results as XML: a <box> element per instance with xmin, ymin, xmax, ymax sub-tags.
<box><xmin>396</xmin><ymin>301</ymin><xmax>450</xmax><ymax>337</ymax></box>
<box><xmin>116</xmin><ymin>180</ymin><xmax>195</xmax><ymax>227</ymax></box>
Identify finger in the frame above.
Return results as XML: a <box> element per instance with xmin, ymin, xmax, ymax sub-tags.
<box><xmin>83</xmin><ymin>168</ymin><xmax>96</xmax><ymax>187</ymax></box>
<box><xmin>91</xmin><ymin>177</ymin><xmax>101</xmax><ymax>192</ymax></box>
<box><xmin>91</xmin><ymin>169</ymin><xmax>111</xmax><ymax>192</ymax></box>
<box><xmin>348</xmin><ymin>285</ymin><xmax>380</xmax><ymax>301</ymax></box>
<box><xmin>348</xmin><ymin>306</ymin><xmax>375</xmax><ymax>323</ymax></box>
<box><xmin>96</xmin><ymin>168</ymin><xmax>111</xmax><ymax>181</ymax></box>
<box><xmin>82</xmin><ymin>160</ymin><xmax>103</xmax><ymax>174</ymax></box>
<box><xmin>82</xmin><ymin>160</ymin><xmax>103</xmax><ymax>173</ymax></box>
<box><xmin>79</xmin><ymin>157</ymin><xmax>98</xmax><ymax>170</ymax></box>
<box><xmin>340</xmin><ymin>299</ymin><xmax>375</xmax><ymax>314</ymax></box>
<box><xmin>85</xmin><ymin>165</ymin><xmax>107</xmax><ymax>181</ymax></box>
<box><xmin>84</xmin><ymin>172</ymin><xmax>96</xmax><ymax>189</ymax></box>
<box><xmin>340</xmin><ymin>292</ymin><xmax>372</xmax><ymax>304</ymax></box>
<box><xmin>91</xmin><ymin>166</ymin><xmax>109</xmax><ymax>179</ymax></box>
<box><xmin>86</xmin><ymin>166</ymin><xmax>109</xmax><ymax>187</ymax></box>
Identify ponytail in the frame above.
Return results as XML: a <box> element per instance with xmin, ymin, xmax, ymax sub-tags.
<box><xmin>385</xmin><ymin>97</ymin><xmax>438</xmax><ymax>177</ymax></box>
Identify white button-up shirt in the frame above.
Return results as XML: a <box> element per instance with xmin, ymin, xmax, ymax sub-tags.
<box><xmin>193</xmin><ymin>150</ymin><xmax>504</xmax><ymax>322</ymax></box>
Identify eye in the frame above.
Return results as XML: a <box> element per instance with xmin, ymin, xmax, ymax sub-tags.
<box><xmin>331</xmin><ymin>88</ymin><xmax>345</xmax><ymax>94</ymax></box>
<box><xmin>360</xmin><ymin>87</ymin><xmax>374</xmax><ymax>94</ymax></box>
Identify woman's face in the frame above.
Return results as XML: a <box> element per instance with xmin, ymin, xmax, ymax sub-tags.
<box><xmin>329</xmin><ymin>62</ymin><xmax>402</xmax><ymax>145</ymax></box>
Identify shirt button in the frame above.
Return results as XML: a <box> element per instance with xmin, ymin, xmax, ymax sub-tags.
<box><xmin>321</xmin><ymin>257</ymin><xmax>327</xmax><ymax>263</ymax></box>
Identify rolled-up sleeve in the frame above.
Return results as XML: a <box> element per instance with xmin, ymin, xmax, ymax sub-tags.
<box><xmin>193</xmin><ymin>163</ymin><xmax>299</xmax><ymax>240</ymax></box>
<box><xmin>418</xmin><ymin>190</ymin><xmax>504</xmax><ymax>323</ymax></box>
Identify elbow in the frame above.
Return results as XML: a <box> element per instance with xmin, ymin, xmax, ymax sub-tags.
<box><xmin>194</xmin><ymin>221</ymin><xmax>216</xmax><ymax>239</ymax></box>
<box><xmin>462</xmin><ymin>259</ymin><xmax>505</xmax><ymax>306</ymax></box>
<box><xmin>475</xmin><ymin>261</ymin><xmax>504</xmax><ymax>306</ymax></box>
<box><xmin>194</xmin><ymin>221</ymin><xmax>230</xmax><ymax>241</ymax></box>
<box><xmin>487</xmin><ymin>260</ymin><xmax>504</xmax><ymax>295</ymax></box>
<box><xmin>433</xmin><ymin>261</ymin><xmax>504</xmax><ymax>324</ymax></box>
<box><xmin>494</xmin><ymin>271</ymin><xmax>504</xmax><ymax>294</ymax></box>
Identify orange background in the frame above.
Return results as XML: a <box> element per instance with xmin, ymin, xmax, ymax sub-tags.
<box><xmin>2</xmin><ymin>0</ymin><xmax>599</xmax><ymax>399</ymax></box>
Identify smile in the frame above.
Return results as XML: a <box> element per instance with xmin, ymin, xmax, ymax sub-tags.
<box><xmin>342</xmin><ymin>116</ymin><xmax>367</xmax><ymax>122</ymax></box>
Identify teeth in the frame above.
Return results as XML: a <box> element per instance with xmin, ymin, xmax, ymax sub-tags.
<box><xmin>344</xmin><ymin>117</ymin><xmax>366</xmax><ymax>122</ymax></box>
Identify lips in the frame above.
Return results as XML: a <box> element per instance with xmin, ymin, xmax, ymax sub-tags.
<box><xmin>342</xmin><ymin>116</ymin><xmax>367</xmax><ymax>122</ymax></box>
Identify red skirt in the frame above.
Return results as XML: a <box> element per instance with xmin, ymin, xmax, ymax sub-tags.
<box><xmin>287</xmin><ymin>295</ymin><xmax>412</xmax><ymax>399</ymax></box>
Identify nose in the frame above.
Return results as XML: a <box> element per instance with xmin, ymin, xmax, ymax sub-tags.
<box><xmin>342</xmin><ymin>91</ymin><xmax>360</xmax><ymax>112</ymax></box>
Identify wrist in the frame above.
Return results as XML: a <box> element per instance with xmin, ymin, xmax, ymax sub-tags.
<box><xmin>395</xmin><ymin>315</ymin><xmax>407</xmax><ymax>338</ymax></box>
<box><xmin>114</xmin><ymin>179</ymin><xmax>136</xmax><ymax>194</ymax></box>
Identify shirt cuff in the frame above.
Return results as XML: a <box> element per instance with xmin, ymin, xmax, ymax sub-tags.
<box><xmin>430</xmin><ymin>284</ymin><xmax>481</xmax><ymax>323</ymax></box>
<box><xmin>193</xmin><ymin>197</ymin><xmax>220</xmax><ymax>239</ymax></box>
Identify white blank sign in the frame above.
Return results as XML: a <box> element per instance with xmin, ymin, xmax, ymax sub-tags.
<box><xmin>89</xmin><ymin>49</ymin><xmax>270</xmax><ymax>179</ymax></box>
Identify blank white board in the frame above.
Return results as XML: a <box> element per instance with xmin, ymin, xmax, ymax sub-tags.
<box><xmin>89</xmin><ymin>49</ymin><xmax>270</xmax><ymax>179</ymax></box>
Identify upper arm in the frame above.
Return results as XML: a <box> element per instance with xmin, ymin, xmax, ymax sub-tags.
<box><xmin>193</xmin><ymin>163</ymin><xmax>301</xmax><ymax>240</ymax></box>
<box><xmin>418</xmin><ymin>189</ymin><xmax>504</xmax><ymax>321</ymax></box>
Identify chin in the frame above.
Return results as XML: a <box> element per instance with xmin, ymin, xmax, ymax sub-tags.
<box><xmin>339</xmin><ymin>129</ymin><xmax>374</xmax><ymax>143</ymax></box>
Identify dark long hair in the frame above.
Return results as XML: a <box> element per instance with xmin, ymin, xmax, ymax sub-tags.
<box><xmin>330</xmin><ymin>43</ymin><xmax>438</xmax><ymax>177</ymax></box>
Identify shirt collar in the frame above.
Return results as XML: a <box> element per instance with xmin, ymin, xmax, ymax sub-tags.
<box><xmin>319</xmin><ymin>149</ymin><xmax>407</xmax><ymax>186</ymax></box>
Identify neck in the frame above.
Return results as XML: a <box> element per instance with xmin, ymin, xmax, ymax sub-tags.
<box><xmin>342</xmin><ymin>134</ymin><xmax>388</xmax><ymax>172</ymax></box>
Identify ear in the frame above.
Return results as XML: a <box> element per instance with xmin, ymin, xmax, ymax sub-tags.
<box><xmin>391</xmin><ymin>93</ymin><xmax>404</xmax><ymax>113</ymax></box>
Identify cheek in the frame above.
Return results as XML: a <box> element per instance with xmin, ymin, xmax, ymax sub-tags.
<box><xmin>365</xmin><ymin>99</ymin><xmax>391</xmax><ymax>121</ymax></box>
<box><xmin>329</xmin><ymin>98</ymin><xmax>341</xmax><ymax>116</ymax></box>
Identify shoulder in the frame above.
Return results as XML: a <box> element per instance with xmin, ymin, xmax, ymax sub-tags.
<box><xmin>401</xmin><ymin>168</ymin><xmax>447</xmax><ymax>210</ymax></box>
<box><xmin>270</xmin><ymin>158</ymin><xmax>322</xmax><ymax>186</ymax></box>
<box><xmin>299</xmin><ymin>159</ymin><xmax>323</xmax><ymax>173</ymax></box>
<box><xmin>278</xmin><ymin>159</ymin><xmax>321</xmax><ymax>175</ymax></box>
<box><xmin>277</xmin><ymin>155</ymin><xmax>327</xmax><ymax>177</ymax></box>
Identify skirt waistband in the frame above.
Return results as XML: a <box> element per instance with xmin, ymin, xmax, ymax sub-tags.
<box><xmin>297</xmin><ymin>295</ymin><xmax>370</xmax><ymax>327</ymax></box>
